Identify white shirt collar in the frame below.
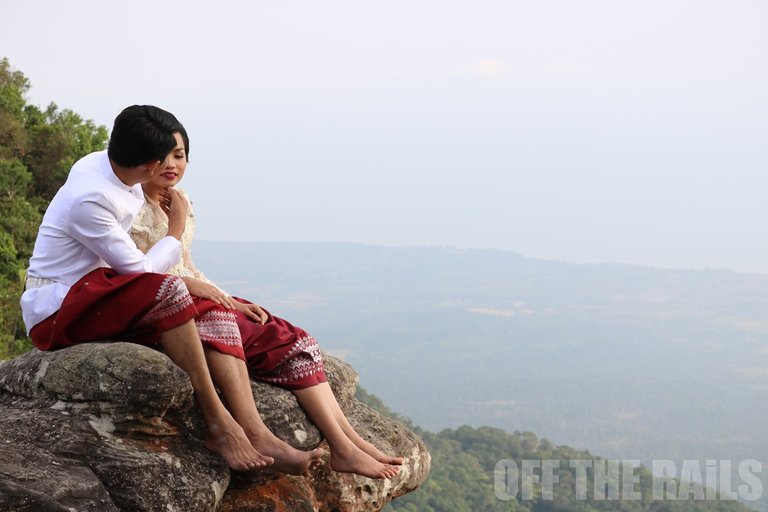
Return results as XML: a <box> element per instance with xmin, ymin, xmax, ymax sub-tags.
<box><xmin>100</xmin><ymin>154</ymin><xmax>142</xmax><ymax>196</ymax></box>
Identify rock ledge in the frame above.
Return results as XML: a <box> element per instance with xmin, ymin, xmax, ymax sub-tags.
<box><xmin>0</xmin><ymin>342</ymin><xmax>430</xmax><ymax>511</ymax></box>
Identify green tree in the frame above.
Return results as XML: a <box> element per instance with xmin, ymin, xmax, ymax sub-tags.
<box><xmin>0</xmin><ymin>58</ymin><xmax>108</xmax><ymax>358</ymax></box>
<box><xmin>0</xmin><ymin>59</ymin><xmax>29</xmax><ymax>159</ymax></box>
<box><xmin>24</xmin><ymin>103</ymin><xmax>108</xmax><ymax>200</ymax></box>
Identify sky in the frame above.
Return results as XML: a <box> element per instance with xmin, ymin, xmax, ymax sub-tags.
<box><xmin>1</xmin><ymin>0</ymin><xmax>767</xmax><ymax>273</ymax></box>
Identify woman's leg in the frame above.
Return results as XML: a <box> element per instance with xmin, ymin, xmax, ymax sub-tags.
<box><xmin>235</xmin><ymin>305</ymin><xmax>400</xmax><ymax>477</ymax></box>
<box><xmin>204</xmin><ymin>348</ymin><xmax>323</xmax><ymax>475</ymax></box>
<box><xmin>293</xmin><ymin>384</ymin><xmax>401</xmax><ymax>479</ymax></box>
<box><xmin>316</xmin><ymin>382</ymin><xmax>404</xmax><ymax>465</ymax></box>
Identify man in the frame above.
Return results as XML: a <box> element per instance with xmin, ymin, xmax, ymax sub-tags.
<box><xmin>21</xmin><ymin>105</ymin><xmax>319</xmax><ymax>473</ymax></box>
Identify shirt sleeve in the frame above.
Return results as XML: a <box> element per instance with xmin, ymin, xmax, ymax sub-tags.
<box><xmin>69</xmin><ymin>192</ymin><xmax>182</xmax><ymax>274</ymax></box>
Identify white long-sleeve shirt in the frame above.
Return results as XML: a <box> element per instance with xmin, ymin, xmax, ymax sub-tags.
<box><xmin>20</xmin><ymin>150</ymin><xmax>182</xmax><ymax>332</ymax></box>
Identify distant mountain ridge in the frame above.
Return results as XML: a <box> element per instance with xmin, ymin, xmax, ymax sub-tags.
<box><xmin>194</xmin><ymin>240</ymin><xmax>768</xmax><ymax>511</ymax></box>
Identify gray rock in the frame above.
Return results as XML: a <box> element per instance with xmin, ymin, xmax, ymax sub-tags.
<box><xmin>0</xmin><ymin>342</ymin><xmax>430</xmax><ymax>511</ymax></box>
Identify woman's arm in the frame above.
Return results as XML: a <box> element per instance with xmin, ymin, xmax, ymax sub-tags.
<box><xmin>181</xmin><ymin>276</ymin><xmax>238</xmax><ymax>309</ymax></box>
<box><xmin>137</xmin><ymin>190</ymin><xmax>266</xmax><ymax>325</ymax></box>
<box><xmin>182</xmin><ymin>276</ymin><xmax>267</xmax><ymax>324</ymax></box>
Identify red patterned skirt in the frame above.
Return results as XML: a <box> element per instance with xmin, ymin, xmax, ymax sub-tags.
<box><xmin>30</xmin><ymin>268</ymin><xmax>244</xmax><ymax>359</ymax></box>
<box><xmin>231</xmin><ymin>298</ymin><xmax>326</xmax><ymax>390</ymax></box>
<box><xmin>190</xmin><ymin>296</ymin><xmax>327</xmax><ymax>389</ymax></box>
<box><xmin>30</xmin><ymin>268</ymin><xmax>196</xmax><ymax>350</ymax></box>
<box><xmin>29</xmin><ymin>268</ymin><xmax>326</xmax><ymax>389</ymax></box>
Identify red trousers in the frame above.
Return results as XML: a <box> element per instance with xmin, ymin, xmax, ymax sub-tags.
<box><xmin>30</xmin><ymin>268</ymin><xmax>326</xmax><ymax>389</ymax></box>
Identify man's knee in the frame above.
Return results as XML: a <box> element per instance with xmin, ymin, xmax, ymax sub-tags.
<box><xmin>156</xmin><ymin>275</ymin><xmax>191</xmax><ymax>303</ymax></box>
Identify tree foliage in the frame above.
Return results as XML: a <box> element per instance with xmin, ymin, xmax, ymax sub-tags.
<box><xmin>354</xmin><ymin>389</ymin><xmax>754</xmax><ymax>512</ymax></box>
<box><xmin>0</xmin><ymin>58</ymin><xmax>108</xmax><ymax>358</ymax></box>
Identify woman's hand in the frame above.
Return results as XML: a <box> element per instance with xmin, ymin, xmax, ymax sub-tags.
<box><xmin>182</xmin><ymin>277</ymin><xmax>239</xmax><ymax>310</ymax></box>
<box><xmin>234</xmin><ymin>301</ymin><xmax>269</xmax><ymax>325</ymax></box>
<box><xmin>159</xmin><ymin>189</ymin><xmax>172</xmax><ymax>214</ymax></box>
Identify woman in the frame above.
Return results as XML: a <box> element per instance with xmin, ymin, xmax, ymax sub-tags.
<box><xmin>130</xmin><ymin>128</ymin><xmax>403</xmax><ymax>479</ymax></box>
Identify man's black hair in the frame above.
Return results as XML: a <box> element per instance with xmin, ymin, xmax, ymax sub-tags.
<box><xmin>108</xmin><ymin>105</ymin><xmax>184</xmax><ymax>168</ymax></box>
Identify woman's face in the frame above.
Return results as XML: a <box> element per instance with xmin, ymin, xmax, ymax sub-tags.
<box><xmin>150</xmin><ymin>132</ymin><xmax>187</xmax><ymax>188</ymax></box>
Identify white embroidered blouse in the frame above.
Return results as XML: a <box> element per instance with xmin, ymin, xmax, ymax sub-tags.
<box><xmin>129</xmin><ymin>189</ymin><xmax>218</xmax><ymax>288</ymax></box>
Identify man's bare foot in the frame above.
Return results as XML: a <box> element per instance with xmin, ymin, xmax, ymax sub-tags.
<box><xmin>330</xmin><ymin>444</ymin><xmax>401</xmax><ymax>479</ymax></box>
<box><xmin>342</xmin><ymin>427</ymin><xmax>404</xmax><ymax>465</ymax></box>
<box><xmin>205</xmin><ymin>420</ymin><xmax>273</xmax><ymax>471</ymax></box>
<box><xmin>246</xmin><ymin>427</ymin><xmax>323</xmax><ymax>476</ymax></box>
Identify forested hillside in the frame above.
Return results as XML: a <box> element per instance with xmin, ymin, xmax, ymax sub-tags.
<box><xmin>356</xmin><ymin>389</ymin><xmax>755</xmax><ymax>512</ymax></box>
<box><xmin>0</xmin><ymin>58</ymin><xmax>107</xmax><ymax>358</ymax></box>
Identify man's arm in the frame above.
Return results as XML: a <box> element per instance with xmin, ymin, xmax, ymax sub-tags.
<box><xmin>69</xmin><ymin>193</ymin><xmax>182</xmax><ymax>274</ymax></box>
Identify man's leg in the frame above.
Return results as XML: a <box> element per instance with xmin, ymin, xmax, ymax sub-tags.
<box><xmin>203</xmin><ymin>348</ymin><xmax>323</xmax><ymax>475</ymax></box>
<box><xmin>28</xmin><ymin>270</ymin><xmax>271</xmax><ymax>471</ymax></box>
<box><xmin>160</xmin><ymin>321</ymin><xmax>272</xmax><ymax>470</ymax></box>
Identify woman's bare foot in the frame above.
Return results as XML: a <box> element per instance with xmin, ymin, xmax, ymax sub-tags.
<box><xmin>330</xmin><ymin>444</ymin><xmax>401</xmax><ymax>479</ymax></box>
<box><xmin>351</xmin><ymin>437</ymin><xmax>404</xmax><ymax>466</ymax></box>
<box><xmin>245</xmin><ymin>427</ymin><xmax>323</xmax><ymax>475</ymax></box>
<box><xmin>205</xmin><ymin>419</ymin><xmax>273</xmax><ymax>471</ymax></box>
<box><xmin>340</xmin><ymin>425</ymin><xmax>404</xmax><ymax>465</ymax></box>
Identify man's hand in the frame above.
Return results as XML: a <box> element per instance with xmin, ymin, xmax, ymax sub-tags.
<box><xmin>166</xmin><ymin>188</ymin><xmax>188</xmax><ymax>240</ymax></box>
<box><xmin>182</xmin><ymin>277</ymin><xmax>239</xmax><ymax>309</ymax></box>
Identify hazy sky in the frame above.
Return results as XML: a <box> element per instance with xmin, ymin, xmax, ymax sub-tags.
<box><xmin>2</xmin><ymin>0</ymin><xmax>767</xmax><ymax>273</ymax></box>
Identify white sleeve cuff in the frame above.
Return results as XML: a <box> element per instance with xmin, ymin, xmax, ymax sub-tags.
<box><xmin>146</xmin><ymin>236</ymin><xmax>182</xmax><ymax>274</ymax></box>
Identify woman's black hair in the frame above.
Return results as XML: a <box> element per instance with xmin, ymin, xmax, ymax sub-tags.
<box><xmin>178</xmin><ymin>124</ymin><xmax>190</xmax><ymax>160</ymax></box>
<box><xmin>108</xmin><ymin>105</ymin><xmax>185</xmax><ymax>167</ymax></box>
